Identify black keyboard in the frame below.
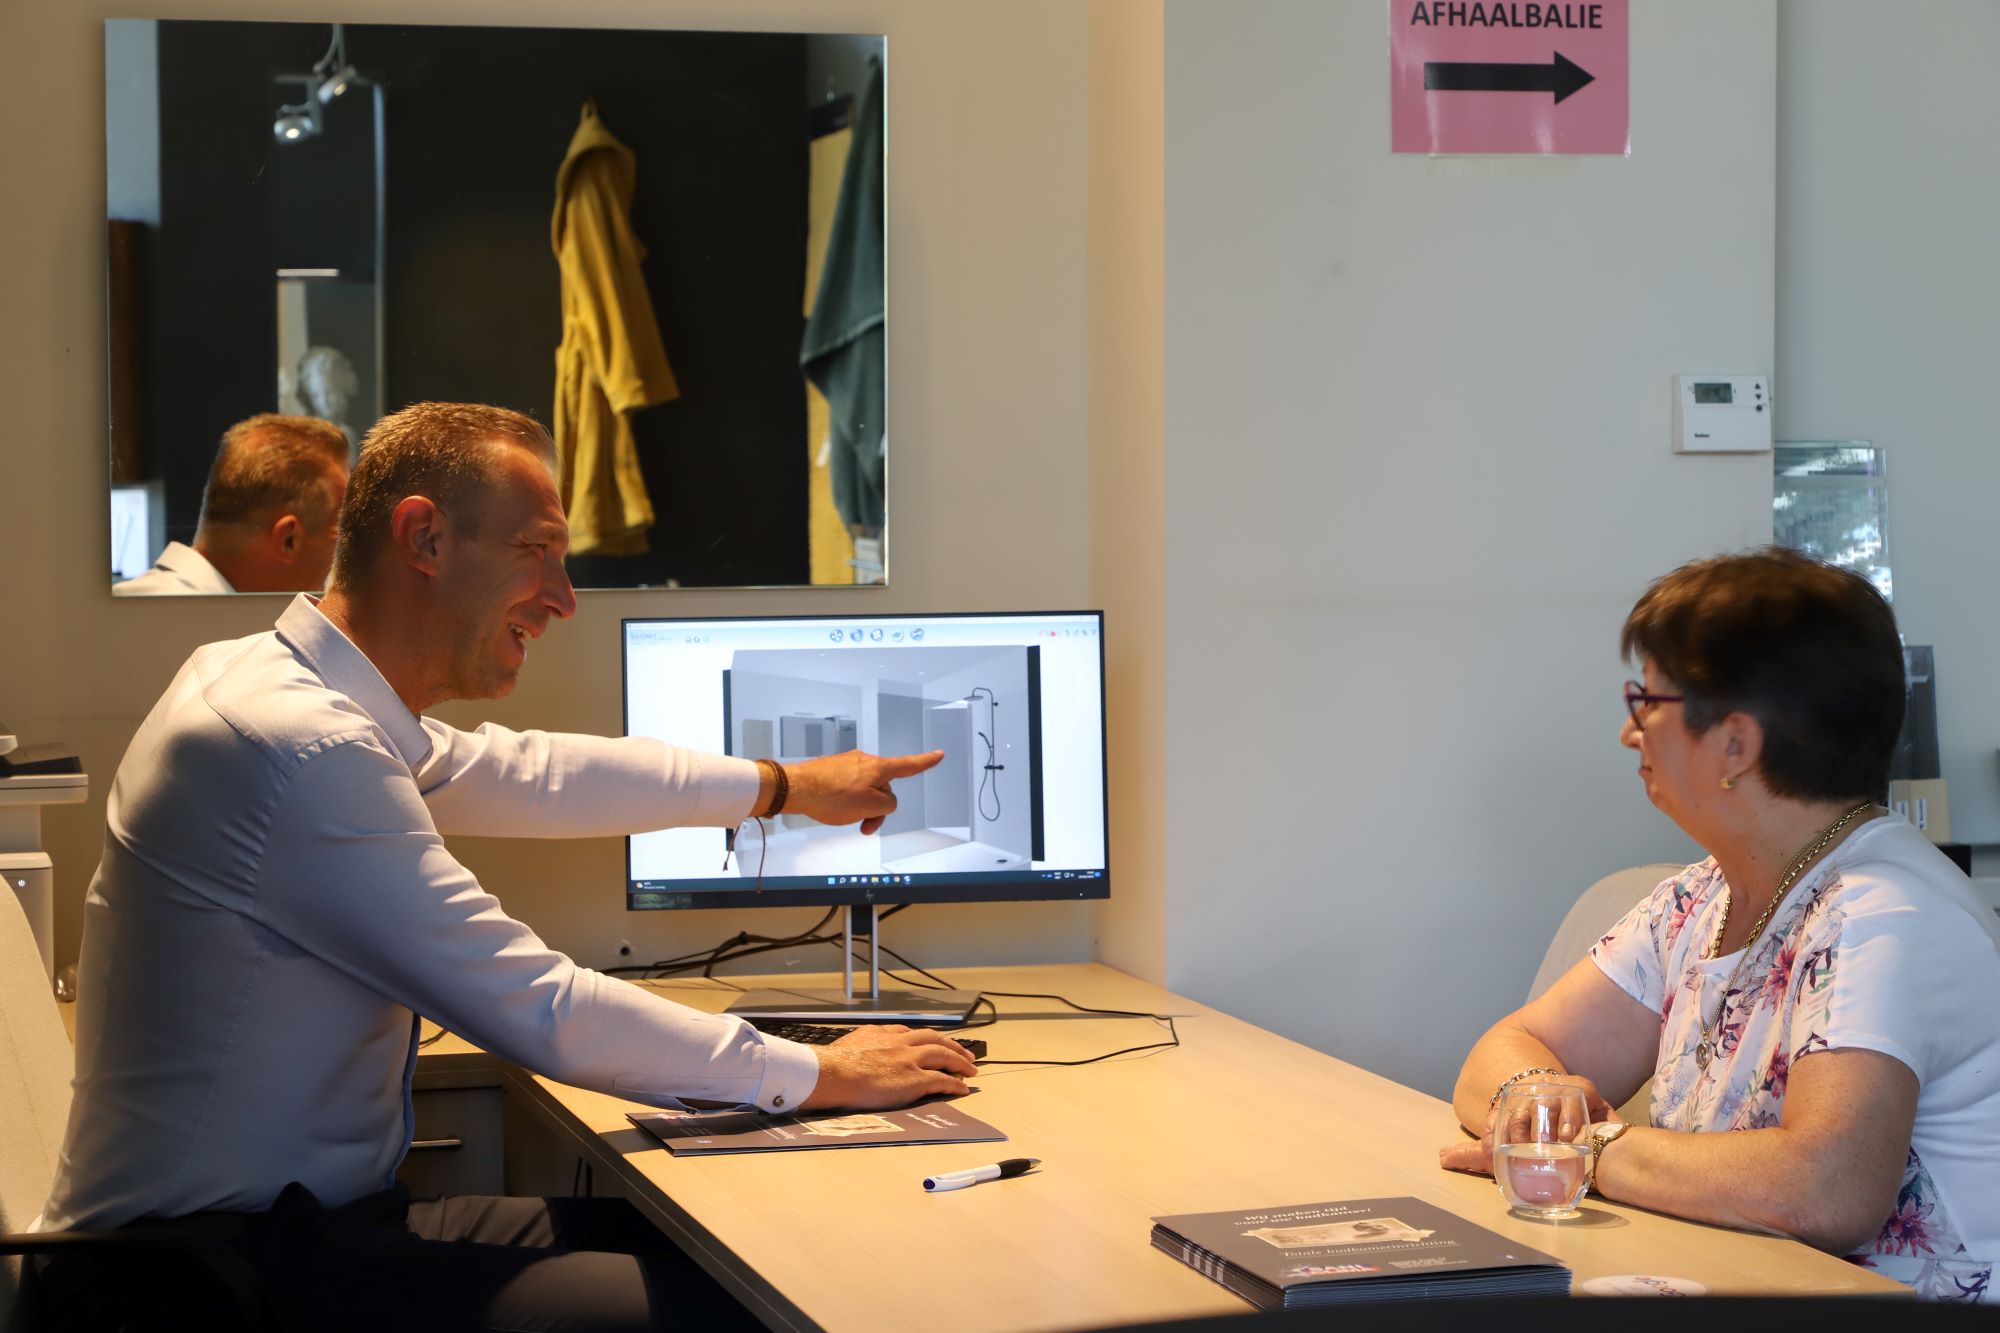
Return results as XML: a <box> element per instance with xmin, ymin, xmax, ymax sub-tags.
<box><xmin>748</xmin><ymin>1019</ymin><xmax>855</xmax><ymax>1044</ymax></box>
<box><xmin>747</xmin><ymin>1019</ymin><xmax>985</xmax><ymax>1059</ymax></box>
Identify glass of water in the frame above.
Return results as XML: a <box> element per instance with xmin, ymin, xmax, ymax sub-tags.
<box><xmin>1493</xmin><ymin>1082</ymin><xmax>1591</xmax><ymax>1220</ymax></box>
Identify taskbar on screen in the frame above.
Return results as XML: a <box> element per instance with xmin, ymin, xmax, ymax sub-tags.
<box><xmin>627</xmin><ymin>867</ymin><xmax>1105</xmax><ymax>911</ymax></box>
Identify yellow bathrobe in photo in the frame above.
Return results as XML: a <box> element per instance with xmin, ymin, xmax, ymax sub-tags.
<box><xmin>552</xmin><ymin>100</ymin><xmax>678</xmax><ymax>557</ymax></box>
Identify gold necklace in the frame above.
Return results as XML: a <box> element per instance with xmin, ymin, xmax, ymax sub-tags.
<box><xmin>1692</xmin><ymin>801</ymin><xmax>1873</xmax><ymax>1072</ymax></box>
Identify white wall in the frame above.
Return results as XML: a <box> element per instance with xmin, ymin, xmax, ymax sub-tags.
<box><xmin>1151</xmin><ymin>0</ymin><xmax>1776</xmax><ymax>1097</ymax></box>
<box><xmin>19</xmin><ymin>0</ymin><xmax>1968</xmax><ymax>1110</ymax></box>
<box><xmin>0</xmin><ymin>0</ymin><xmax>1099</xmax><ymax>978</ymax></box>
<box><xmin>1775</xmin><ymin>0</ymin><xmax>2000</xmax><ymax>842</ymax></box>
<box><xmin>1086</xmin><ymin>0</ymin><xmax>1168</xmax><ymax>980</ymax></box>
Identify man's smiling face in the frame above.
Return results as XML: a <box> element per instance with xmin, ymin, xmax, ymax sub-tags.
<box><xmin>430</xmin><ymin>443</ymin><xmax>577</xmax><ymax>702</ymax></box>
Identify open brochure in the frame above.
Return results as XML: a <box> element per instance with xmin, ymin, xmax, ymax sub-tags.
<box><xmin>629</xmin><ymin>1100</ymin><xmax>1004</xmax><ymax>1155</ymax></box>
<box><xmin>1151</xmin><ymin>1196</ymin><xmax>1569</xmax><ymax>1308</ymax></box>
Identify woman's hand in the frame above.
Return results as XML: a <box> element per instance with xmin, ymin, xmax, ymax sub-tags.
<box><xmin>1439</xmin><ymin>1072</ymin><xmax>1617</xmax><ymax>1176</ymax></box>
<box><xmin>1541</xmin><ymin>1071</ymin><xmax>1617</xmax><ymax>1123</ymax></box>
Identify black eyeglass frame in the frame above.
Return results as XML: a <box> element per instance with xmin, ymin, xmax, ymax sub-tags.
<box><xmin>1623</xmin><ymin>680</ymin><xmax>1686</xmax><ymax>730</ymax></box>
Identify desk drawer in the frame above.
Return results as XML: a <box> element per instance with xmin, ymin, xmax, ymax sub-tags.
<box><xmin>398</xmin><ymin>1086</ymin><xmax>505</xmax><ymax>1199</ymax></box>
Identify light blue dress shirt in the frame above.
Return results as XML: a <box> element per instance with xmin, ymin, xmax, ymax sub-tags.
<box><xmin>110</xmin><ymin>540</ymin><xmax>236</xmax><ymax>595</ymax></box>
<box><xmin>38</xmin><ymin>595</ymin><xmax>820</xmax><ymax>1230</ymax></box>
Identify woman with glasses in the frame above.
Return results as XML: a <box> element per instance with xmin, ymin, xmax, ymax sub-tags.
<box><xmin>1441</xmin><ymin>547</ymin><xmax>2000</xmax><ymax>1302</ymax></box>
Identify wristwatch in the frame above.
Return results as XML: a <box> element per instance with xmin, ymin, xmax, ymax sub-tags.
<box><xmin>1585</xmin><ymin>1120</ymin><xmax>1630</xmax><ymax>1194</ymax></box>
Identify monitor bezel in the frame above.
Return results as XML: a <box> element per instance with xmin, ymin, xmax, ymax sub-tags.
<box><xmin>620</xmin><ymin>608</ymin><xmax>1110</xmax><ymax>911</ymax></box>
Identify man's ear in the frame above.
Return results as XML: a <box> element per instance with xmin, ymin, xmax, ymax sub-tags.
<box><xmin>269</xmin><ymin>514</ymin><xmax>305</xmax><ymax>561</ymax></box>
<box><xmin>387</xmin><ymin>495</ymin><xmax>448</xmax><ymax>578</ymax></box>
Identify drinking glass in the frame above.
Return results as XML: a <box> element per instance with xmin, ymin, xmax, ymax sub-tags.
<box><xmin>1492</xmin><ymin>1082</ymin><xmax>1591</xmax><ymax>1220</ymax></box>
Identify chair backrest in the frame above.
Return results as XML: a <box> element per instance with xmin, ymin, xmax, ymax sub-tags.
<box><xmin>1528</xmin><ymin>863</ymin><xmax>1681</xmax><ymax>1003</ymax></box>
<box><xmin>0</xmin><ymin>888</ymin><xmax>74</xmax><ymax>1305</ymax></box>
<box><xmin>1529</xmin><ymin>864</ymin><xmax>1680</xmax><ymax>1128</ymax></box>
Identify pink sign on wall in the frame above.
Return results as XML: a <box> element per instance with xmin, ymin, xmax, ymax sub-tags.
<box><xmin>1390</xmin><ymin>1</ymin><xmax>1629</xmax><ymax>155</ymax></box>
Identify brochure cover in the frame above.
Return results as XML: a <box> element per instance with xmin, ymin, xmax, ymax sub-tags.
<box><xmin>629</xmin><ymin>1101</ymin><xmax>1004</xmax><ymax>1156</ymax></box>
<box><xmin>1150</xmin><ymin>1196</ymin><xmax>1569</xmax><ymax>1309</ymax></box>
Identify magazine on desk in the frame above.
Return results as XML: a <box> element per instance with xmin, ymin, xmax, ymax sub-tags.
<box><xmin>1151</xmin><ymin>1196</ymin><xmax>1570</xmax><ymax>1308</ymax></box>
<box><xmin>629</xmin><ymin>1100</ymin><xmax>1004</xmax><ymax>1156</ymax></box>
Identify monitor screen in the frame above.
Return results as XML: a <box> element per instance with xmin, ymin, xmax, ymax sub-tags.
<box><xmin>623</xmin><ymin>611</ymin><xmax>1109</xmax><ymax>910</ymax></box>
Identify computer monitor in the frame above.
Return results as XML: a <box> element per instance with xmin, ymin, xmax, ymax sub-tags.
<box><xmin>622</xmin><ymin>610</ymin><xmax>1108</xmax><ymax>1023</ymax></box>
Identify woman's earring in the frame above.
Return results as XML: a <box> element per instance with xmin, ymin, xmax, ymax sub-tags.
<box><xmin>1720</xmin><ymin>776</ymin><xmax>1736</xmax><ymax>791</ymax></box>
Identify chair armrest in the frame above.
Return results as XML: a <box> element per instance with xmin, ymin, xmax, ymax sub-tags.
<box><xmin>0</xmin><ymin>1227</ymin><xmax>266</xmax><ymax>1328</ymax></box>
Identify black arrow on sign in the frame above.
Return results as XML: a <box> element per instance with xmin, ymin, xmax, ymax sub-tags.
<box><xmin>1423</xmin><ymin>51</ymin><xmax>1595</xmax><ymax>103</ymax></box>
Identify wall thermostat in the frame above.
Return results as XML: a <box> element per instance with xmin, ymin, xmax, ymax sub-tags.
<box><xmin>1672</xmin><ymin>375</ymin><xmax>1770</xmax><ymax>454</ymax></box>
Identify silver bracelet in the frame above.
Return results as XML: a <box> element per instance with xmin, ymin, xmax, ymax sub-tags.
<box><xmin>1488</xmin><ymin>1066</ymin><xmax>1561</xmax><ymax>1108</ymax></box>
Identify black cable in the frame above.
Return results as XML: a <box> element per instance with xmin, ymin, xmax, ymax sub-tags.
<box><xmin>601</xmin><ymin>906</ymin><xmax>844</xmax><ymax>981</ymax></box>
<box><xmin>955</xmin><ymin>994</ymin><xmax>1000</xmax><ymax>1031</ymax></box>
<box><xmin>867</xmin><ymin>944</ymin><xmax>1180</xmax><ymax>1067</ymax></box>
<box><xmin>721</xmin><ymin>815</ymin><xmax>770</xmax><ymax>890</ymax></box>
<box><xmin>697</xmin><ymin>903</ymin><xmax>903</xmax><ymax>978</ymax></box>
<box><xmin>871</xmin><ymin>944</ymin><xmax>958</xmax><ymax>991</ymax></box>
<box><xmin>697</xmin><ymin>915</ymin><xmax>795</xmax><ymax>979</ymax></box>
<box><xmin>595</xmin><ymin>910</ymin><xmax>1176</xmax><ymax>1067</ymax></box>
<box><xmin>603</xmin><ymin>903</ymin><xmax>918</xmax><ymax>984</ymax></box>
<box><xmin>969</xmin><ymin>989</ymin><xmax>1180</xmax><ymax>1067</ymax></box>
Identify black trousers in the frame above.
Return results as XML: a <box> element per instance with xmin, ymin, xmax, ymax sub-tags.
<box><xmin>31</xmin><ymin>1184</ymin><xmax>764</xmax><ymax>1333</ymax></box>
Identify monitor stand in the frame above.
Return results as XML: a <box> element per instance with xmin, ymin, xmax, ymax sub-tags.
<box><xmin>724</xmin><ymin>904</ymin><xmax>980</xmax><ymax>1026</ymax></box>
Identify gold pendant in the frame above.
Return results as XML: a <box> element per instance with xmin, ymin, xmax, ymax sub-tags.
<box><xmin>1695</xmin><ymin>1040</ymin><xmax>1711</xmax><ymax>1070</ymax></box>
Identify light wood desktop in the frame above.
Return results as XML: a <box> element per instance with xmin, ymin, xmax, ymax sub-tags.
<box><xmin>419</xmin><ymin>962</ymin><xmax>1903</xmax><ymax>1332</ymax></box>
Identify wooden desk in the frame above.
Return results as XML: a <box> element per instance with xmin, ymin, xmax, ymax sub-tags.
<box><xmin>423</xmin><ymin>963</ymin><xmax>1903</xmax><ymax>1331</ymax></box>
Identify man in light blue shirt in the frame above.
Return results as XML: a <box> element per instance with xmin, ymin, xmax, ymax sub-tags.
<box><xmin>113</xmin><ymin>413</ymin><xmax>350</xmax><ymax>596</ymax></box>
<box><xmin>39</xmin><ymin>402</ymin><xmax>973</xmax><ymax>1330</ymax></box>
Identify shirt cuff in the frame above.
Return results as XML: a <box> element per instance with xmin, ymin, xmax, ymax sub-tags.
<box><xmin>751</xmin><ymin>1034</ymin><xmax>823</xmax><ymax>1113</ymax></box>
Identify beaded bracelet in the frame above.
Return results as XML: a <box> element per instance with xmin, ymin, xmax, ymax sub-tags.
<box><xmin>1488</xmin><ymin>1066</ymin><xmax>1562</xmax><ymax>1108</ymax></box>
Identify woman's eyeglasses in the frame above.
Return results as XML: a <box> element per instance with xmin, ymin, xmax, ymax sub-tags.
<box><xmin>1623</xmin><ymin>680</ymin><xmax>1685</xmax><ymax>730</ymax></box>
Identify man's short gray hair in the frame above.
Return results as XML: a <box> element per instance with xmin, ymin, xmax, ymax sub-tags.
<box><xmin>330</xmin><ymin>402</ymin><xmax>556</xmax><ymax>588</ymax></box>
<box><xmin>199</xmin><ymin>414</ymin><xmax>349</xmax><ymax>532</ymax></box>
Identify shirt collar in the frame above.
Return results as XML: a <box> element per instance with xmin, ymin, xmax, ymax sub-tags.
<box><xmin>274</xmin><ymin>594</ymin><xmax>433</xmax><ymax>770</ymax></box>
<box><xmin>156</xmin><ymin>541</ymin><xmax>236</xmax><ymax>593</ymax></box>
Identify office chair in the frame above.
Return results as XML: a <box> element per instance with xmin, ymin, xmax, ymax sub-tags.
<box><xmin>0</xmin><ymin>891</ymin><xmax>267</xmax><ymax>1332</ymax></box>
<box><xmin>1528</xmin><ymin>863</ymin><xmax>1680</xmax><ymax>1002</ymax></box>
<box><xmin>1522</xmin><ymin>862</ymin><xmax>1679</xmax><ymax>1128</ymax></box>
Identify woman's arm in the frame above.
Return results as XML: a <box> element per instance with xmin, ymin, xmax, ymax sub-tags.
<box><xmin>1589</xmin><ymin>1047</ymin><xmax>1915</xmax><ymax>1253</ymax></box>
<box><xmin>1449</xmin><ymin>958</ymin><xmax>1660</xmax><ymax>1134</ymax></box>
<box><xmin>1443</xmin><ymin>955</ymin><xmax>1918</xmax><ymax>1254</ymax></box>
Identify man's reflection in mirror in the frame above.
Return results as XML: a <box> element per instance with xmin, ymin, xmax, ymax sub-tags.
<box><xmin>114</xmin><ymin>414</ymin><xmax>349</xmax><ymax>596</ymax></box>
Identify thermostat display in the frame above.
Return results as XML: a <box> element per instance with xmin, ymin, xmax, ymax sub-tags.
<box><xmin>1673</xmin><ymin>374</ymin><xmax>1770</xmax><ymax>454</ymax></box>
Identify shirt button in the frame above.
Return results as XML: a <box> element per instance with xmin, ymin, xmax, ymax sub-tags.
<box><xmin>772</xmin><ymin>1095</ymin><xmax>786</xmax><ymax>1108</ymax></box>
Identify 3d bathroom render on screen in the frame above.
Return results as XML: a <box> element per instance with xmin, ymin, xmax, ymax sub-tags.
<box><xmin>622</xmin><ymin>612</ymin><xmax>1108</xmax><ymax>910</ymax></box>
<box><xmin>730</xmin><ymin>643</ymin><xmax>1036</xmax><ymax>877</ymax></box>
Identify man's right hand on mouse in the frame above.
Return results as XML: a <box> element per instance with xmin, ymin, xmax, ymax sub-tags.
<box><xmin>801</xmin><ymin>1026</ymin><xmax>977</xmax><ymax>1110</ymax></box>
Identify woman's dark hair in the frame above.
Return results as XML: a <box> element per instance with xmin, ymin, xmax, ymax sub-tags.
<box><xmin>1621</xmin><ymin>547</ymin><xmax>1905</xmax><ymax>803</ymax></box>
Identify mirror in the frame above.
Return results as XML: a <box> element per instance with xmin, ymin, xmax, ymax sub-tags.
<box><xmin>105</xmin><ymin>19</ymin><xmax>887</xmax><ymax>592</ymax></box>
